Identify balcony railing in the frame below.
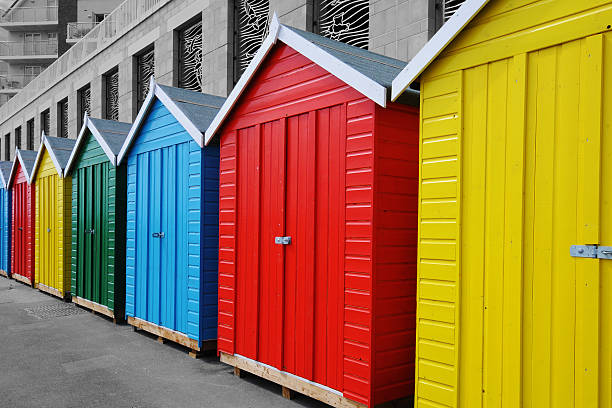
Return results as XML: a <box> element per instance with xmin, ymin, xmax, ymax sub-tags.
<box><xmin>0</xmin><ymin>40</ymin><xmax>58</xmax><ymax>57</ymax></box>
<box><xmin>0</xmin><ymin>0</ymin><xmax>171</xmax><ymax>120</ymax></box>
<box><xmin>67</xmin><ymin>22</ymin><xmax>99</xmax><ymax>42</ymax></box>
<box><xmin>0</xmin><ymin>6</ymin><xmax>58</xmax><ymax>23</ymax></box>
<box><xmin>0</xmin><ymin>74</ymin><xmax>38</xmax><ymax>91</ymax></box>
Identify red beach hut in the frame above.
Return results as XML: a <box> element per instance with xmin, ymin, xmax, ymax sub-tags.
<box><xmin>205</xmin><ymin>15</ymin><xmax>420</xmax><ymax>408</ymax></box>
<box><xmin>8</xmin><ymin>149</ymin><xmax>37</xmax><ymax>286</ymax></box>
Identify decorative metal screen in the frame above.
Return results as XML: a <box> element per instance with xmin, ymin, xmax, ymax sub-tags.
<box><xmin>178</xmin><ymin>20</ymin><xmax>203</xmax><ymax>91</ymax></box>
<box><xmin>14</xmin><ymin>126</ymin><xmax>21</xmax><ymax>150</ymax></box>
<box><xmin>59</xmin><ymin>99</ymin><xmax>68</xmax><ymax>138</ymax></box>
<box><xmin>234</xmin><ymin>0</ymin><xmax>269</xmax><ymax>82</ymax></box>
<box><xmin>41</xmin><ymin>109</ymin><xmax>50</xmax><ymax>137</ymax></box>
<box><xmin>314</xmin><ymin>0</ymin><xmax>369</xmax><ymax>49</ymax></box>
<box><xmin>26</xmin><ymin>119</ymin><xmax>34</xmax><ymax>150</ymax></box>
<box><xmin>106</xmin><ymin>69</ymin><xmax>119</xmax><ymax>121</ymax></box>
<box><xmin>443</xmin><ymin>0</ymin><xmax>466</xmax><ymax>22</ymax></box>
<box><xmin>4</xmin><ymin>134</ymin><xmax>9</xmax><ymax>161</ymax></box>
<box><xmin>137</xmin><ymin>48</ymin><xmax>155</xmax><ymax>110</ymax></box>
<box><xmin>79</xmin><ymin>85</ymin><xmax>91</xmax><ymax>120</ymax></box>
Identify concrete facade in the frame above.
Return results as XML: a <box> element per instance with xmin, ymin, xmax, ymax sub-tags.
<box><xmin>0</xmin><ymin>0</ymin><xmax>446</xmax><ymax>161</ymax></box>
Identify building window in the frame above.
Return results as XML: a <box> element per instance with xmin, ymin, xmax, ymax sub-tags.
<box><xmin>442</xmin><ymin>0</ymin><xmax>466</xmax><ymax>22</ymax></box>
<box><xmin>178</xmin><ymin>19</ymin><xmax>203</xmax><ymax>91</ymax></box>
<box><xmin>4</xmin><ymin>134</ymin><xmax>10</xmax><ymax>161</ymax></box>
<box><xmin>58</xmin><ymin>98</ymin><xmax>68</xmax><ymax>138</ymax></box>
<box><xmin>136</xmin><ymin>47</ymin><xmax>155</xmax><ymax>111</ymax></box>
<box><xmin>41</xmin><ymin>108</ymin><xmax>50</xmax><ymax>137</ymax></box>
<box><xmin>314</xmin><ymin>0</ymin><xmax>369</xmax><ymax>49</ymax></box>
<box><xmin>26</xmin><ymin>119</ymin><xmax>34</xmax><ymax>150</ymax></box>
<box><xmin>78</xmin><ymin>84</ymin><xmax>91</xmax><ymax>128</ymax></box>
<box><xmin>14</xmin><ymin>126</ymin><xmax>21</xmax><ymax>150</ymax></box>
<box><xmin>104</xmin><ymin>68</ymin><xmax>119</xmax><ymax>121</ymax></box>
<box><xmin>234</xmin><ymin>0</ymin><xmax>269</xmax><ymax>83</ymax></box>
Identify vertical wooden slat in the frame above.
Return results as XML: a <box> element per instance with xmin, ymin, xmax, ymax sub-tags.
<box><xmin>502</xmin><ymin>52</ymin><xmax>527</xmax><ymax>407</ymax></box>
<box><xmin>576</xmin><ymin>34</ymin><xmax>602</xmax><ymax>408</ymax></box>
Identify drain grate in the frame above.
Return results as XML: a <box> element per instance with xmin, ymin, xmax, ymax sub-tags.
<box><xmin>24</xmin><ymin>303</ymin><xmax>87</xmax><ymax>319</ymax></box>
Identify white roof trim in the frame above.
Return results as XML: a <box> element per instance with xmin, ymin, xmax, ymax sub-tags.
<box><xmin>65</xmin><ymin>114</ymin><xmax>118</xmax><ymax>175</ymax></box>
<box><xmin>391</xmin><ymin>0</ymin><xmax>490</xmax><ymax>101</ymax></box>
<box><xmin>0</xmin><ymin>168</ymin><xmax>7</xmax><ymax>189</ymax></box>
<box><xmin>8</xmin><ymin>149</ymin><xmax>32</xmax><ymax>188</ymax></box>
<box><xmin>117</xmin><ymin>77</ymin><xmax>206</xmax><ymax>165</ymax></box>
<box><xmin>204</xmin><ymin>13</ymin><xmax>388</xmax><ymax>145</ymax></box>
<box><xmin>31</xmin><ymin>132</ymin><xmax>65</xmax><ymax>182</ymax></box>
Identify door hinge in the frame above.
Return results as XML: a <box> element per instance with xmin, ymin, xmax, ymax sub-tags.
<box><xmin>570</xmin><ymin>245</ymin><xmax>612</xmax><ymax>259</ymax></box>
<box><xmin>275</xmin><ymin>236</ymin><xmax>292</xmax><ymax>245</ymax></box>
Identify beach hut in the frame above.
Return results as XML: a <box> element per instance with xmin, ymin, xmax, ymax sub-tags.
<box><xmin>64</xmin><ymin>115</ymin><xmax>131</xmax><ymax>320</ymax></box>
<box><xmin>391</xmin><ymin>0</ymin><xmax>612</xmax><ymax>406</ymax></box>
<box><xmin>0</xmin><ymin>161</ymin><xmax>12</xmax><ymax>278</ymax></box>
<box><xmin>31</xmin><ymin>135</ymin><xmax>76</xmax><ymax>299</ymax></box>
<box><xmin>8</xmin><ymin>149</ymin><xmax>37</xmax><ymax>286</ymax></box>
<box><xmin>117</xmin><ymin>79</ymin><xmax>224</xmax><ymax>354</ymax></box>
<box><xmin>204</xmin><ymin>16</ymin><xmax>419</xmax><ymax>408</ymax></box>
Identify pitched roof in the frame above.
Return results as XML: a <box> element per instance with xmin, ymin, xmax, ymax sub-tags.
<box><xmin>65</xmin><ymin>115</ymin><xmax>131</xmax><ymax>174</ymax></box>
<box><xmin>0</xmin><ymin>160</ymin><xmax>13</xmax><ymax>188</ymax></box>
<box><xmin>391</xmin><ymin>0</ymin><xmax>489</xmax><ymax>100</ymax></box>
<box><xmin>7</xmin><ymin>148</ymin><xmax>37</xmax><ymax>187</ymax></box>
<box><xmin>204</xmin><ymin>14</ymin><xmax>419</xmax><ymax>145</ymax></box>
<box><xmin>117</xmin><ymin>79</ymin><xmax>225</xmax><ymax>165</ymax></box>
<box><xmin>31</xmin><ymin>134</ymin><xmax>77</xmax><ymax>180</ymax></box>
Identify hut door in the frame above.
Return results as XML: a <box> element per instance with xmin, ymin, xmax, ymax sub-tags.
<box><xmin>38</xmin><ymin>176</ymin><xmax>57</xmax><ymax>289</ymax></box>
<box><xmin>14</xmin><ymin>183</ymin><xmax>26</xmax><ymax>278</ymax></box>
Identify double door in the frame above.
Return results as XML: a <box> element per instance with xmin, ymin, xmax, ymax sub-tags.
<box><xmin>234</xmin><ymin>106</ymin><xmax>346</xmax><ymax>391</ymax></box>
<box><xmin>134</xmin><ymin>144</ymin><xmax>191</xmax><ymax>334</ymax></box>
<box><xmin>75</xmin><ymin>164</ymin><xmax>108</xmax><ymax>304</ymax></box>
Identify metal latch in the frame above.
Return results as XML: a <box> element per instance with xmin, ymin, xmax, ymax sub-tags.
<box><xmin>152</xmin><ymin>232</ymin><xmax>165</xmax><ymax>238</ymax></box>
<box><xmin>570</xmin><ymin>245</ymin><xmax>612</xmax><ymax>259</ymax></box>
<box><xmin>47</xmin><ymin>228</ymin><xmax>51</xmax><ymax>233</ymax></box>
<box><xmin>85</xmin><ymin>229</ymin><xmax>94</xmax><ymax>234</ymax></box>
<box><xmin>275</xmin><ymin>236</ymin><xmax>291</xmax><ymax>245</ymax></box>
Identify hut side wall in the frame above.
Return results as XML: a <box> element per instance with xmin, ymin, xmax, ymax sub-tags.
<box><xmin>415</xmin><ymin>1</ymin><xmax>612</xmax><ymax>407</ymax></box>
<box><xmin>372</xmin><ymin>102</ymin><xmax>419</xmax><ymax>405</ymax></box>
<box><xmin>11</xmin><ymin>164</ymin><xmax>35</xmax><ymax>283</ymax></box>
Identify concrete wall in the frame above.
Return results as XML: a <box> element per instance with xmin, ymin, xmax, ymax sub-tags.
<box><xmin>77</xmin><ymin>0</ymin><xmax>124</xmax><ymax>22</ymax></box>
<box><xmin>0</xmin><ymin>0</ymin><xmax>437</xmax><ymax>161</ymax></box>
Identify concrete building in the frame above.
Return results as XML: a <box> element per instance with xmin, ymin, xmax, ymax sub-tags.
<box><xmin>0</xmin><ymin>0</ymin><xmax>465</xmax><ymax>161</ymax></box>
<box><xmin>0</xmin><ymin>0</ymin><xmax>121</xmax><ymax>110</ymax></box>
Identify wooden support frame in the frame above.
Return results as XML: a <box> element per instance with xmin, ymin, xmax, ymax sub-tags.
<box><xmin>72</xmin><ymin>296</ymin><xmax>115</xmax><ymax>320</ymax></box>
<box><xmin>220</xmin><ymin>352</ymin><xmax>366</xmax><ymax>408</ymax></box>
<box><xmin>127</xmin><ymin>316</ymin><xmax>216</xmax><ymax>354</ymax></box>
<box><xmin>36</xmin><ymin>282</ymin><xmax>67</xmax><ymax>300</ymax></box>
<box><xmin>12</xmin><ymin>273</ymin><xmax>32</xmax><ymax>286</ymax></box>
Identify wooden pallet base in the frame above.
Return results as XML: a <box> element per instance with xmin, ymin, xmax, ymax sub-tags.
<box><xmin>220</xmin><ymin>352</ymin><xmax>366</xmax><ymax>408</ymax></box>
<box><xmin>0</xmin><ymin>269</ymin><xmax>8</xmax><ymax>278</ymax></box>
<box><xmin>36</xmin><ymin>283</ymin><xmax>67</xmax><ymax>300</ymax></box>
<box><xmin>127</xmin><ymin>316</ymin><xmax>215</xmax><ymax>354</ymax></box>
<box><xmin>72</xmin><ymin>296</ymin><xmax>115</xmax><ymax>320</ymax></box>
<box><xmin>12</xmin><ymin>273</ymin><xmax>32</xmax><ymax>286</ymax></box>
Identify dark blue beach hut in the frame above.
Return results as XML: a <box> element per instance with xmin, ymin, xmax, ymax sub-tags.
<box><xmin>117</xmin><ymin>78</ymin><xmax>224</xmax><ymax>354</ymax></box>
<box><xmin>0</xmin><ymin>161</ymin><xmax>12</xmax><ymax>278</ymax></box>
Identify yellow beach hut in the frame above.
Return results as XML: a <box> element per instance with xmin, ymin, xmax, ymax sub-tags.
<box><xmin>392</xmin><ymin>0</ymin><xmax>612</xmax><ymax>407</ymax></box>
<box><xmin>32</xmin><ymin>134</ymin><xmax>76</xmax><ymax>299</ymax></box>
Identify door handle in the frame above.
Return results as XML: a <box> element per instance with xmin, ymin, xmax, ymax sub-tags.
<box><xmin>274</xmin><ymin>236</ymin><xmax>292</xmax><ymax>245</ymax></box>
<box><xmin>152</xmin><ymin>232</ymin><xmax>165</xmax><ymax>238</ymax></box>
<box><xmin>18</xmin><ymin>227</ymin><xmax>22</xmax><ymax>231</ymax></box>
<box><xmin>47</xmin><ymin>228</ymin><xmax>51</xmax><ymax>233</ymax></box>
<box><xmin>84</xmin><ymin>229</ymin><xmax>94</xmax><ymax>234</ymax></box>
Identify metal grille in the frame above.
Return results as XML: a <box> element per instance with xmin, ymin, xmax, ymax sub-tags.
<box><xmin>80</xmin><ymin>85</ymin><xmax>91</xmax><ymax>119</ymax></box>
<box><xmin>26</xmin><ymin>119</ymin><xmax>34</xmax><ymax>150</ymax></box>
<box><xmin>24</xmin><ymin>303</ymin><xmax>86</xmax><ymax>319</ymax></box>
<box><xmin>235</xmin><ymin>0</ymin><xmax>269</xmax><ymax>82</ymax></box>
<box><xmin>137</xmin><ymin>48</ymin><xmax>155</xmax><ymax>110</ymax></box>
<box><xmin>106</xmin><ymin>70</ymin><xmax>119</xmax><ymax>121</ymax></box>
<box><xmin>178</xmin><ymin>20</ymin><xmax>203</xmax><ymax>91</ymax></box>
<box><xmin>59</xmin><ymin>99</ymin><xmax>68</xmax><ymax>138</ymax></box>
<box><xmin>315</xmin><ymin>0</ymin><xmax>369</xmax><ymax>49</ymax></box>
<box><xmin>443</xmin><ymin>0</ymin><xmax>466</xmax><ymax>22</ymax></box>
<box><xmin>41</xmin><ymin>109</ymin><xmax>50</xmax><ymax>136</ymax></box>
<box><xmin>14</xmin><ymin>126</ymin><xmax>21</xmax><ymax>149</ymax></box>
